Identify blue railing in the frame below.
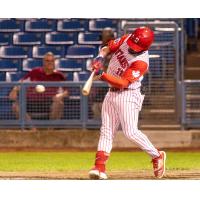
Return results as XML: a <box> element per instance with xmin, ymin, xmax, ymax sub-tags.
<box><xmin>0</xmin><ymin>82</ymin><xmax>108</xmax><ymax>129</ymax></box>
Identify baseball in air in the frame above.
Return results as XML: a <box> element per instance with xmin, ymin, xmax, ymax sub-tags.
<box><xmin>35</xmin><ymin>84</ymin><xmax>45</xmax><ymax>93</ymax></box>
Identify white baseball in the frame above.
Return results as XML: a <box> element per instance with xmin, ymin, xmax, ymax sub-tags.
<box><xmin>35</xmin><ymin>84</ymin><xmax>45</xmax><ymax>93</ymax></box>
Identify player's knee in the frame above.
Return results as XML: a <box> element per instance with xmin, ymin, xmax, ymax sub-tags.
<box><xmin>124</xmin><ymin>128</ymin><xmax>140</xmax><ymax>139</ymax></box>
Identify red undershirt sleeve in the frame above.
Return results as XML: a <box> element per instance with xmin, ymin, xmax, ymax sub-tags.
<box><xmin>122</xmin><ymin>60</ymin><xmax>148</xmax><ymax>83</ymax></box>
<box><xmin>101</xmin><ymin>73</ymin><xmax>129</xmax><ymax>89</ymax></box>
<box><xmin>101</xmin><ymin>60</ymin><xmax>148</xmax><ymax>89</ymax></box>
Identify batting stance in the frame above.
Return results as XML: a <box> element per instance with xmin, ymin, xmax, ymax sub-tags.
<box><xmin>89</xmin><ymin>27</ymin><xmax>166</xmax><ymax>179</ymax></box>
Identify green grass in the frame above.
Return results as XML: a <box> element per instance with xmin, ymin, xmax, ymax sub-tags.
<box><xmin>0</xmin><ymin>151</ymin><xmax>199</xmax><ymax>172</ymax></box>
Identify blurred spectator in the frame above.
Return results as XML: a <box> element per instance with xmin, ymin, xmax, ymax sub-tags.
<box><xmin>9</xmin><ymin>52</ymin><xmax>69</xmax><ymax>129</ymax></box>
<box><xmin>100</xmin><ymin>27</ymin><xmax>115</xmax><ymax>71</ymax></box>
<box><xmin>91</xmin><ymin>28</ymin><xmax>115</xmax><ymax>119</ymax></box>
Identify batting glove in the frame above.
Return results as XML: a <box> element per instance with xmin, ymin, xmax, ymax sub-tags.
<box><xmin>95</xmin><ymin>68</ymin><xmax>104</xmax><ymax>76</ymax></box>
<box><xmin>91</xmin><ymin>55</ymin><xmax>105</xmax><ymax>71</ymax></box>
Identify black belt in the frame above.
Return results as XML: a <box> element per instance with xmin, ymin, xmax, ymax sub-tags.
<box><xmin>109</xmin><ymin>86</ymin><xmax>145</xmax><ymax>94</ymax></box>
<box><xmin>109</xmin><ymin>88</ymin><xmax>131</xmax><ymax>92</ymax></box>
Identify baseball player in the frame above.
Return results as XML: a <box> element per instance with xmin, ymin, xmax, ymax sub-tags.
<box><xmin>89</xmin><ymin>26</ymin><xmax>166</xmax><ymax>180</ymax></box>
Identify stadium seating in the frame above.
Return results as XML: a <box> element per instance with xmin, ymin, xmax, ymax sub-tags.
<box><xmin>6</xmin><ymin>71</ymin><xmax>26</xmax><ymax>81</ymax></box>
<box><xmin>0</xmin><ymin>72</ymin><xmax>6</xmax><ymax>81</ymax></box>
<box><xmin>32</xmin><ymin>45</ymin><xmax>64</xmax><ymax>58</ymax></box>
<box><xmin>154</xmin><ymin>31</ymin><xmax>174</xmax><ymax>42</ymax></box>
<box><xmin>86</xmin><ymin>59</ymin><xmax>92</xmax><ymax>71</ymax></box>
<box><xmin>78</xmin><ymin>32</ymin><xmax>102</xmax><ymax>45</ymax></box>
<box><xmin>0</xmin><ymin>59</ymin><xmax>20</xmax><ymax>72</ymax></box>
<box><xmin>0</xmin><ymin>19</ymin><xmax>21</xmax><ymax>32</ymax></box>
<box><xmin>66</xmin><ymin>45</ymin><xmax>97</xmax><ymax>59</ymax></box>
<box><xmin>45</xmin><ymin>32</ymin><xmax>74</xmax><ymax>45</ymax></box>
<box><xmin>0</xmin><ymin>46</ymin><xmax>28</xmax><ymax>58</ymax></box>
<box><xmin>0</xmin><ymin>33</ymin><xmax>12</xmax><ymax>45</ymax></box>
<box><xmin>13</xmin><ymin>32</ymin><xmax>42</xmax><ymax>45</ymax></box>
<box><xmin>57</xmin><ymin>19</ymin><xmax>85</xmax><ymax>32</ymax></box>
<box><xmin>120</xmin><ymin>19</ymin><xmax>153</xmax><ymax>30</ymax></box>
<box><xmin>0</xmin><ymin>18</ymin><xmax>184</xmax><ymax>85</ymax></box>
<box><xmin>78</xmin><ymin>71</ymin><xmax>90</xmax><ymax>81</ymax></box>
<box><xmin>185</xmin><ymin>19</ymin><xmax>198</xmax><ymax>38</ymax></box>
<box><xmin>89</xmin><ymin>19</ymin><xmax>118</xmax><ymax>31</ymax></box>
<box><xmin>25</xmin><ymin>19</ymin><xmax>56</xmax><ymax>32</ymax></box>
<box><xmin>65</xmin><ymin>72</ymin><xmax>74</xmax><ymax>81</ymax></box>
<box><xmin>22</xmin><ymin>58</ymin><xmax>43</xmax><ymax>71</ymax></box>
<box><xmin>55</xmin><ymin>58</ymin><xmax>84</xmax><ymax>72</ymax></box>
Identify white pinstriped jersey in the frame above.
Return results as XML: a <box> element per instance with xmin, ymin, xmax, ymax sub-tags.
<box><xmin>107</xmin><ymin>35</ymin><xmax>149</xmax><ymax>89</ymax></box>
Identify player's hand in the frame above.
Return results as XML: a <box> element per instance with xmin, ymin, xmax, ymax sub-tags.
<box><xmin>91</xmin><ymin>56</ymin><xmax>104</xmax><ymax>71</ymax></box>
<box><xmin>94</xmin><ymin>68</ymin><xmax>104</xmax><ymax>76</ymax></box>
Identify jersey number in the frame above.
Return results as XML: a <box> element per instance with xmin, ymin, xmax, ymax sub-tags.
<box><xmin>116</xmin><ymin>68</ymin><xmax>123</xmax><ymax>76</ymax></box>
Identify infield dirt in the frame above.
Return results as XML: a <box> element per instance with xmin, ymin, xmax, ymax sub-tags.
<box><xmin>0</xmin><ymin>169</ymin><xmax>200</xmax><ymax>180</ymax></box>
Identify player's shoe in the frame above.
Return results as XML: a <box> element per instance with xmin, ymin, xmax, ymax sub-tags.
<box><xmin>152</xmin><ymin>151</ymin><xmax>166</xmax><ymax>178</ymax></box>
<box><xmin>89</xmin><ymin>167</ymin><xmax>108</xmax><ymax>180</ymax></box>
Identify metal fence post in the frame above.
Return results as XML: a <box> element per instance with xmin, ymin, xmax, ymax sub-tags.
<box><xmin>19</xmin><ymin>83</ymin><xmax>26</xmax><ymax>130</ymax></box>
<box><xmin>80</xmin><ymin>84</ymin><xmax>88</xmax><ymax>129</ymax></box>
<box><xmin>181</xmin><ymin>81</ymin><xmax>186</xmax><ymax>129</ymax></box>
<box><xmin>175</xmin><ymin>23</ymin><xmax>181</xmax><ymax>123</ymax></box>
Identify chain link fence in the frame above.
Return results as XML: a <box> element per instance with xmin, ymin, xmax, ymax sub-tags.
<box><xmin>0</xmin><ymin>82</ymin><xmax>84</xmax><ymax>129</ymax></box>
<box><xmin>123</xmin><ymin>21</ymin><xmax>180</xmax><ymax>125</ymax></box>
<box><xmin>182</xmin><ymin>80</ymin><xmax>200</xmax><ymax>128</ymax></box>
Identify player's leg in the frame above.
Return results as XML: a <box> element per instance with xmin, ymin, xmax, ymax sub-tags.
<box><xmin>89</xmin><ymin>92</ymin><xmax>120</xmax><ymax>179</ymax></box>
<box><xmin>119</xmin><ymin>103</ymin><xmax>159</xmax><ymax>157</ymax></box>
<box><xmin>98</xmin><ymin>93</ymin><xmax>120</xmax><ymax>153</ymax></box>
<box><xmin>118</xmin><ymin>91</ymin><xmax>166</xmax><ymax>178</ymax></box>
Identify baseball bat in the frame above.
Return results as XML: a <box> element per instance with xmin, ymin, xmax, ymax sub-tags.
<box><xmin>82</xmin><ymin>70</ymin><xmax>96</xmax><ymax>96</ymax></box>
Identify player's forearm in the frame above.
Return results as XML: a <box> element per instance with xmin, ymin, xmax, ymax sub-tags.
<box><xmin>101</xmin><ymin>73</ymin><xmax>129</xmax><ymax>89</ymax></box>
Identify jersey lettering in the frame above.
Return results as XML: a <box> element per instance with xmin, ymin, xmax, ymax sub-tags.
<box><xmin>115</xmin><ymin>49</ymin><xmax>129</xmax><ymax>69</ymax></box>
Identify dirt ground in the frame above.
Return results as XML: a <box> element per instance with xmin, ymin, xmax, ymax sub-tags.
<box><xmin>0</xmin><ymin>170</ymin><xmax>200</xmax><ymax>180</ymax></box>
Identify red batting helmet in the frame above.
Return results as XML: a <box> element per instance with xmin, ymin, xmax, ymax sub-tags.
<box><xmin>127</xmin><ymin>26</ymin><xmax>154</xmax><ymax>52</ymax></box>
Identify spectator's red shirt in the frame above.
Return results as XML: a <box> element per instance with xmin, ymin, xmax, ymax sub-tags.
<box><xmin>21</xmin><ymin>67</ymin><xmax>66</xmax><ymax>100</ymax></box>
